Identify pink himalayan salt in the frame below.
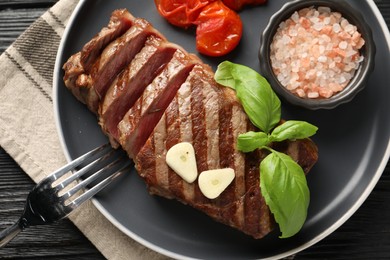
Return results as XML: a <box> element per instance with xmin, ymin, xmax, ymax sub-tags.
<box><xmin>270</xmin><ymin>6</ymin><xmax>365</xmax><ymax>99</ymax></box>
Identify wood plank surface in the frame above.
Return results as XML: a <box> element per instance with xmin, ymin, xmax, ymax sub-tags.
<box><xmin>0</xmin><ymin>0</ymin><xmax>389</xmax><ymax>259</ymax></box>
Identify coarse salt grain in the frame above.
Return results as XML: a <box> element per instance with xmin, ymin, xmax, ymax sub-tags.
<box><xmin>333</xmin><ymin>23</ymin><xmax>341</xmax><ymax>33</ymax></box>
<box><xmin>339</xmin><ymin>41</ymin><xmax>347</xmax><ymax>49</ymax></box>
<box><xmin>270</xmin><ymin>6</ymin><xmax>365</xmax><ymax>99</ymax></box>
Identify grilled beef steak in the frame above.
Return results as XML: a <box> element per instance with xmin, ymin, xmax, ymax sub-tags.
<box><xmin>100</xmin><ymin>36</ymin><xmax>178</xmax><ymax>145</ymax></box>
<box><xmin>63</xmin><ymin>9</ymin><xmax>318</xmax><ymax>239</ymax></box>
<box><xmin>80</xmin><ymin>9</ymin><xmax>135</xmax><ymax>73</ymax></box>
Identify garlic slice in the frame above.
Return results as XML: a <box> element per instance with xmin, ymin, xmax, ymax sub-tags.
<box><xmin>166</xmin><ymin>142</ymin><xmax>198</xmax><ymax>183</ymax></box>
<box><xmin>198</xmin><ymin>168</ymin><xmax>235</xmax><ymax>199</ymax></box>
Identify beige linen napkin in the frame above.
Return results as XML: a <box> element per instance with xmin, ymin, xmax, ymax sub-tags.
<box><xmin>0</xmin><ymin>0</ymin><xmax>168</xmax><ymax>259</ymax></box>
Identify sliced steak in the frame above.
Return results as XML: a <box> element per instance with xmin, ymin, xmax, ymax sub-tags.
<box><xmin>63</xmin><ymin>52</ymin><xmax>87</xmax><ymax>103</ymax></box>
<box><xmin>64</xmin><ymin>18</ymin><xmax>164</xmax><ymax>113</ymax></box>
<box><xmin>80</xmin><ymin>9</ymin><xmax>135</xmax><ymax>73</ymax></box>
<box><xmin>63</xmin><ymin>8</ymin><xmax>319</xmax><ymax>240</ymax></box>
<box><xmin>99</xmin><ymin>36</ymin><xmax>177</xmax><ymax>144</ymax></box>
<box><xmin>63</xmin><ymin>9</ymin><xmax>135</xmax><ymax>112</ymax></box>
<box><xmin>91</xmin><ymin>18</ymin><xmax>164</xmax><ymax>101</ymax></box>
<box><xmin>118</xmin><ymin>49</ymin><xmax>199</xmax><ymax>158</ymax></box>
<box><xmin>135</xmin><ymin>64</ymin><xmax>318</xmax><ymax>239</ymax></box>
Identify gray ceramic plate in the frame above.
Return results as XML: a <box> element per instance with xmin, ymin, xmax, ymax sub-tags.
<box><xmin>53</xmin><ymin>0</ymin><xmax>390</xmax><ymax>259</ymax></box>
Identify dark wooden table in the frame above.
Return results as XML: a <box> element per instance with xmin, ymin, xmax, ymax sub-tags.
<box><xmin>1</xmin><ymin>0</ymin><xmax>389</xmax><ymax>259</ymax></box>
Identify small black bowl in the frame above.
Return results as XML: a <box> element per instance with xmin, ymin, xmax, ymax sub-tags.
<box><xmin>259</xmin><ymin>0</ymin><xmax>376</xmax><ymax>110</ymax></box>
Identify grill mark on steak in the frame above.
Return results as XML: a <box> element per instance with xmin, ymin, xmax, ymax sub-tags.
<box><xmin>231</xmin><ymin>105</ymin><xmax>248</xmax><ymax>228</ymax></box>
<box><xmin>138</xmin><ymin>77</ymin><xmax>198</xmax><ymax>202</ymax></box>
<box><xmin>137</xmin><ymin>137</ymin><xmax>162</xmax><ymax>196</ymax></box>
<box><xmin>215</xmin><ymin>89</ymin><xmax>235</xmax><ymax>207</ymax></box>
<box><xmin>231</xmin><ymin>105</ymin><xmax>247</xmax><ymax>198</ymax></box>
<box><xmin>118</xmin><ymin>49</ymin><xmax>197</xmax><ymax>158</ymax></box>
<box><xmin>80</xmin><ymin>9</ymin><xmax>135</xmax><ymax>73</ymax></box>
<box><xmin>212</xmin><ymin>90</ymin><xmax>249</xmax><ymax>229</ymax></box>
<box><xmin>152</xmin><ymin>116</ymin><xmax>170</xmax><ymax>197</ymax></box>
<box><xmin>204</xmin><ymin>82</ymin><xmax>245</xmax><ymax>228</ymax></box>
<box><xmin>244</xmin><ymin>147</ymin><xmax>274</xmax><ymax>238</ymax></box>
<box><xmin>218</xmin><ymin>92</ymin><xmax>234</xmax><ymax>170</ymax></box>
<box><xmin>99</xmin><ymin>36</ymin><xmax>177</xmax><ymax>143</ymax></box>
<box><xmin>165</xmin><ymin>96</ymin><xmax>186</xmax><ymax>200</ymax></box>
<box><xmin>189</xmin><ymin>67</ymin><xmax>213</xmax><ymax>205</ymax></box>
<box><xmin>91</xmin><ymin>18</ymin><xmax>163</xmax><ymax>101</ymax></box>
<box><xmin>177</xmin><ymin>81</ymin><xmax>195</xmax><ymax>201</ymax></box>
<box><xmin>204</xmin><ymin>76</ymin><xmax>220</xmax><ymax>171</ymax></box>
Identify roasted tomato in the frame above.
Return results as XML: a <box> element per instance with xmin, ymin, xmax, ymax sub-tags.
<box><xmin>195</xmin><ymin>1</ymin><xmax>243</xmax><ymax>56</ymax></box>
<box><xmin>222</xmin><ymin>0</ymin><xmax>267</xmax><ymax>11</ymax></box>
<box><xmin>154</xmin><ymin>0</ymin><xmax>216</xmax><ymax>28</ymax></box>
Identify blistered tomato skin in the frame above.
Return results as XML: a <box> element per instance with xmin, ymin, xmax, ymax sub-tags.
<box><xmin>195</xmin><ymin>1</ymin><xmax>243</xmax><ymax>57</ymax></box>
<box><xmin>154</xmin><ymin>0</ymin><xmax>244</xmax><ymax>56</ymax></box>
<box><xmin>154</xmin><ymin>0</ymin><xmax>216</xmax><ymax>28</ymax></box>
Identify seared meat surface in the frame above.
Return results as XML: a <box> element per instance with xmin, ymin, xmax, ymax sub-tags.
<box><xmin>63</xmin><ymin>9</ymin><xmax>318</xmax><ymax>239</ymax></box>
<box><xmin>80</xmin><ymin>9</ymin><xmax>135</xmax><ymax>73</ymax></box>
<box><xmin>100</xmin><ymin>36</ymin><xmax>177</xmax><ymax>144</ymax></box>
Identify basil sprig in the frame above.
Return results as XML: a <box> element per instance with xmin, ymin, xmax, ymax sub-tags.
<box><xmin>215</xmin><ymin>61</ymin><xmax>318</xmax><ymax>238</ymax></box>
<box><xmin>214</xmin><ymin>61</ymin><xmax>281</xmax><ymax>134</ymax></box>
<box><xmin>260</xmin><ymin>149</ymin><xmax>310</xmax><ymax>238</ymax></box>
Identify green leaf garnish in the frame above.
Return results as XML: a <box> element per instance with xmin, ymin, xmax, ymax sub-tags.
<box><xmin>215</xmin><ymin>61</ymin><xmax>281</xmax><ymax>134</ymax></box>
<box><xmin>215</xmin><ymin>61</ymin><xmax>318</xmax><ymax>238</ymax></box>
<box><xmin>237</xmin><ymin>131</ymin><xmax>269</xmax><ymax>152</ymax></box>
<box><xmin>270</xmin><ymin>120</ymin><xmax>318</xmax><ymax>143</ymax></box>
<box><xmin>260</xmin><ymin>149</ymin><xmax>310</xmax><ymax>238</ymax></box>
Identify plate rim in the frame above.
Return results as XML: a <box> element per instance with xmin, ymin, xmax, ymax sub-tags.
<box><xmin>52</xmin><ymin>0</ymin><xmax>390</xmax><ymax>259</ymax></box>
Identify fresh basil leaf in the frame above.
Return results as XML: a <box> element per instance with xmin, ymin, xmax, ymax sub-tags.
<box><xmin>260</xmin><ymin>150</ymin><xmax>310</xmax><ymax>238</ymax></box>
<box><xmin>216</xmin><ymin>61</ymin><xmax>317</xmax><ymax>239</ymax></box>
<box><xmin>270</xmin><ymin>120</ymin><xmax>318</xmax><ymax>142</ymax></box>
<box><xmin>215</xmin><ymin>61</ymin><xmax>281</xmax><ymax>133</ymax></box>
<box><xmin>214</xmin><ymin>61</ymin><xmax>237</xmax><ymax>90</ymax></box>
<box><xmin>237</xmin><ymin>131</ymin><xmax>269</xmax><ymax>152</ymax></box>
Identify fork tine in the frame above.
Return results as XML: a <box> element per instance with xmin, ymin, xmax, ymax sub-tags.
<box><xmin>47</xmin><ymin>143</ymin><xmax>112</xmax><ymax>182</ymax></box>
<box><xmin>55</xmin><ymin>149</ymin><xmax>116</xmax><ymax>190</ymax></box>
<box><xmin>0</xmin><ymin>143</ymin><xmax>131</xmax><ymax>248</ymax></box>
<box><xmin>66</xmin><ymin>160</ymin><xmax>132</xmax><ymax>208</ymax></box>
<box><xmin>61</xmin><ymin>153</ymin><xmax>131</xmax><ymax>201</ymax></box>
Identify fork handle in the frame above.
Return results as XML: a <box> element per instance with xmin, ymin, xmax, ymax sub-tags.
<box><xmin>0</xmin><ymin>219</ymin><xmax>24</xmax><ymax>248</ymax></box>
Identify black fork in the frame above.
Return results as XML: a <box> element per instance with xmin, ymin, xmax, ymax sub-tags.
<box><xmin>0</xmin><ymin>143</ymin><xmax>131</xmax><ymax>247</ymax></box>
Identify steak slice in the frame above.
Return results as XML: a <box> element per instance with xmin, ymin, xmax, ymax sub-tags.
<box><xmin>91</xmin><ymin>18</ymin><xmax>164</xmax><ymax>101</ymax></box>
<box><xmin>135</xmin><ymin>64</ymin><xmax>318</xmax><ymax>239</ymax></box>
<box><xmin>63</xmin><ymin>52</ymin><xmax>87</xmax><ymax>103</ymax></box>
<box><xmin>63</xmin><ymin>50</ymin><xmax>100</xmax><ymax>112</ymax></box>
<box><xmin>80</xmin><ymin>9</ymin><xmax>135</xmax><ymax>73</ymax></box>
<box><xmin>63</xmin><ymin>9</ymin><xmax>134</xmax><ymax>112</ymax></box>
<box><xmin>99</xmin><ymin>36</ymin><xmax>177</xmax><ymax>144</ymax></box>
<box><xmin>63</xmin><ymin>17</ymin><xmax>164</xmax><ymax>113</ymax></box>
<box><xmin>118</xmin><ymin>49</ymin><xmax>199</xmax><ymax>158</ymax></box>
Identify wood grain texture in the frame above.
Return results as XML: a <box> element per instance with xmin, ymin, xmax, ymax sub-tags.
<box><xmin>0</xmin><ymin>0</ymin><xmax>389</xmax><ymax>259</ymax></box>
<box><xmin>0</xmin><ymin>0</ymin><xmax>57</xmax><ymax>8</ymax></box>
<box><xmin>0</xmin><ymin>9</ymin><xmax>45</xmax><ymax>53</ymax></box>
